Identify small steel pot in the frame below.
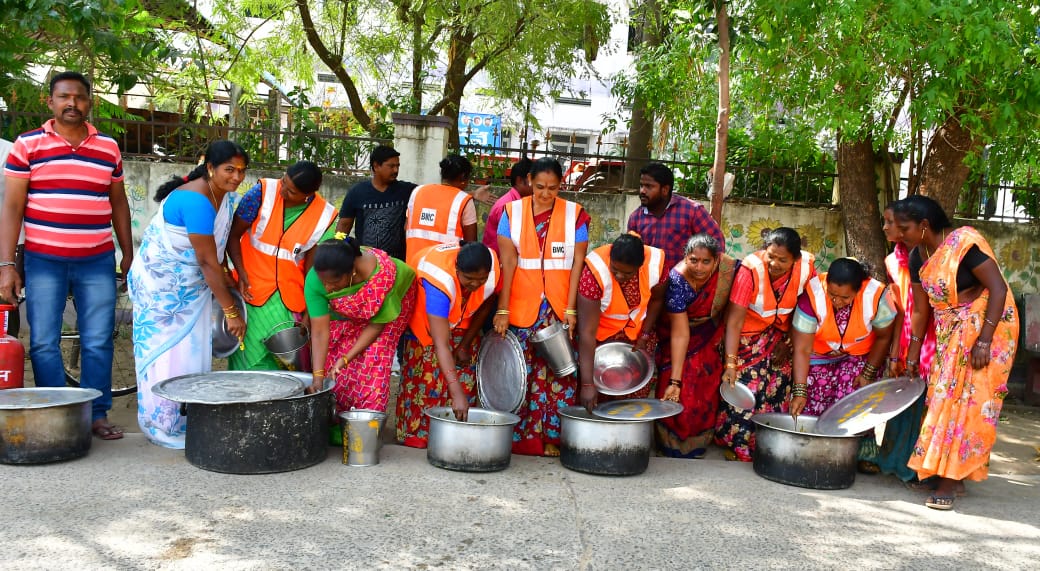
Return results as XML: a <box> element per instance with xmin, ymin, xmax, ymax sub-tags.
<box><xmin>559</xmin><ymin>406</ymin><xmax>653</xmax><ymax>476</ymax></box>
<box><xmin>0</xmin><ymin>388</ymin><xmax>100</xmax><ymax>464</ymax></box>
<box><xmin>751</xmin><ymin>413</ymin><xmax>861</xmax><ymax>490</ymax></box>
<box><xmin>425</xmin><ymin>407</ymin><xmax>520</xmax><ymax>472</ymax></box>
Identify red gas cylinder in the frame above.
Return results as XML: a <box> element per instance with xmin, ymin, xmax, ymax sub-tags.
<box><xmin>0</xmin><ymin>304</ymin><xmax>25</xmax><ymax>389</ymax></box>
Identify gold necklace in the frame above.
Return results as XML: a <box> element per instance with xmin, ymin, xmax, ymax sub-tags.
<box><xmin>205</xmin><ymin>179</ymin><xmax>219</xmax><ymax>208</ymax></box>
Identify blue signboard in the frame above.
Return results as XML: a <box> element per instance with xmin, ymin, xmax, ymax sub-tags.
<box><xmin>459</xmin><ymin>112</ymin><xmax>501</xmax><ymax>147</ymax></box>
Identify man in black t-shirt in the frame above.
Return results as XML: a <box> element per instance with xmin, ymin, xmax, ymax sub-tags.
<box><xmin>336</xmin><ymin>145</ymin><xmax>417</xmax><ymax>260</ymax></box>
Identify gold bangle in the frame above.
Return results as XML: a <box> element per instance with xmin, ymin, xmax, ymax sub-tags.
<box><xmin>564</xmin><ymin>309</ymin><xmax>578</xmax><ymax>316</ymax></box>
<box><xmin>312</xmin><ymin>369</ymin><xmax>327</xmax><ymax>377</ymax></box>
<box><xmin>725</xmin><ymin>363</ymin><xmax>738</xmax><ymax>370</ymax></box>
<box><xmin>222</xmin><ymin>303</ymin><xmax>236</xmax><ymax>312</ymax></box>
<box><xmin>495</xmin><ymin>309</ymin><xmax>510</xmax><ymax>315</ymax></box>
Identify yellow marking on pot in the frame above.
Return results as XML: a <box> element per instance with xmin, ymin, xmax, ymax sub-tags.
<box><xmin>607</xmin><ymin>402</ymin><xmax>652</xmax><ymax>418</ymax></box>
<box><xmin>836</xmin><ymin>390</ymin><xmax>885</xmax><ymax>424</ymax></box>
<box><xmin>368</xmin><ymin>420</ymin><xmax>380</xmax><ymax>430</ymax></box>
<box><xmin>350</xmin><ymin>434</ymin><xmax>364</xmax><ymax>454</ymax></box>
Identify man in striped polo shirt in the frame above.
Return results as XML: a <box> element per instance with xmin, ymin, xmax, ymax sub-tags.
<box><xmin>0</xmin><ymin>71</ymin><xmax>134</xmax><ymax>440</ymax></box>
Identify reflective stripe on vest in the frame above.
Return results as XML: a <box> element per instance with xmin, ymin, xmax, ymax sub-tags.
<box><xmin>405</xmin><ymin>187</ymin><xmax>471</xmax><ymax>245</ymax></box>
<box><xmin>412</xmin><ymin>243</ymin><xmax>500</xmax><ymax>343</ymax></box>
<box><xmin>508</xmin><ymin>199</ymin><xmax>577</xmax><ymax>271</ymax></box>
<box><xmin>807</xmin><ymin>274</ymin><xmax>884</xmax><ymax>354</ymax></box>
<box><xmin>585</xmin><ymin>244</ymin><xmax>665</xmax><ymax>340</ymax></box>
<box><xmin>744</xmin><ymin>251</ymin><xmax>812</xmax><ymax>319</ymax></box>
<box><xmin>249</xmin><ymin>179</ymin><xmax>337</xmax><ymax>264</ymax></box>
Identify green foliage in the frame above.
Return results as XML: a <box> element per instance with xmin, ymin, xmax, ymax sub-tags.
<box><xmin>0</xmin><ymin>0</ymin><xmax>169</xmax><ymax>96</ymax></box>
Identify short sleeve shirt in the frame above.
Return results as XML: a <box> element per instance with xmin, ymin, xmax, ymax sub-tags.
<box><xmin>338</xmin><ymin>179</ymin><xmax>417</xmax><ymax>260</ymax></box>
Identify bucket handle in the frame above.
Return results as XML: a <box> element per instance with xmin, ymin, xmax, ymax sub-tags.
<box><xmin>265</xmin><ymin>320</ymin><xmax>307</xmax><ymax>340</ymax></box>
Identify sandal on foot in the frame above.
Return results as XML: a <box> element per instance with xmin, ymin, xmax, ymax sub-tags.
<box><xmin>92</xmin><ymin>419</ymin><xmax>125</xmax><ymax>440</ymax></box>
<box><xmin>925</xmin><ymin>495</ymin><xmax>955</xmax><ymax>511</ymax></box>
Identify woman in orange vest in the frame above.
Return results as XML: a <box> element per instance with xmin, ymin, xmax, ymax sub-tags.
<box><xmin>575</xmin><ymin>233</ymin><xmax>666</xmax><ymax>410</ymax></box>
<box><xmin>788</xmin><ymin>258</ymin><xmax>896</xmax><ymax>418</ymax></box>
<box><xmin>397</xmin><ymin>241</ymin><xmax>500</xmax><ymax>448</ymax></box>
<box><xmin>225</xmin><ymin>161</ymin><xmax>338</xmax><ymax>371</ymax></box>
<box><xmin>404</xmin><ymin>154</ymin><xmax>478</xmax><ymax>266</ymax></box>
<box><xmin>493</xmin><ymin>157</ymin><xmax>591</xmax><ymax>456</ymax></box>
<box><xmin>717</xmin><ymin>227</ymin><xmax>816</xmax><ymax>461</ymax></box>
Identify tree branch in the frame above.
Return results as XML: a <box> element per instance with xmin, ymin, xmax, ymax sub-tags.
<box><xmin>295</xmin><ymin>0</ymin><xmax>373</xmax><ymax>131</ymax></box>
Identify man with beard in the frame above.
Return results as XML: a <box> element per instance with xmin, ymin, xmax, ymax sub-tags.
<box><xmin>627</xmin><ymin>162</ymin><xmax>724</xmax><ymax>270</ymax></box>
<box><xmin>0</xmin><ymin>71</ymin><xmax>133</xmax><ymax>440</ymax></box>
<box><xmin>336</xmin><ymin>145</ymin><xmax>417</xmax><ymax>260</ymax></box>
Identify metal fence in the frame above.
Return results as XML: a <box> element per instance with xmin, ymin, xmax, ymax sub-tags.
<box><xmin>457</xmin><ymin>140</ymin><xmax>838</xmax><ymax>207</ymax></box>
<box><xmin>0</xmin><ymin>111</ymin><xmax>389</xmax><ymax>176</ymax></box>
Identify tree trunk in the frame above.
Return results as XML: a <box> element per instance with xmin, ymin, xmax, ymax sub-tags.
<box><xmin>410</xmin><ymin>13</ymin><xmax>424</xmax><ymax>113</ymax></box>
<box><xmin>622</xmin><ymin>0</ymin><xmax>663</xmax><ymax>191</ymax></box>
<box><xmin>837</xmin><ymin>136</ymin><xmax>887</xmax><ymax>280</ymax></box>
<box><xmin>709</xmin><ymin>0</ymin><xmax>730</xmax><ymax>224</ymax></box>
<box><xmin>624</xmin><ymin>96</ymin><xmax>654</xmax><ymax>189</ymax></box>
<box><xmin>442</xmin><ymin>32</ymin><xmax>473</xmax><ymax>145</ymax></box>
<box><xmin>917</xmin><ymin>112</ymin><xmax>982</xmax><ymax>215</ymax></box>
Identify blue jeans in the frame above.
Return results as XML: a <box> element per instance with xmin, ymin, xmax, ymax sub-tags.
<box><xmin>24</xmin><ymin>252</ymin><xmax>115</xmax><ymax>421</ymax></box>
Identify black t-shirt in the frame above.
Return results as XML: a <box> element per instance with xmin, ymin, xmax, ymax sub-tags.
<box><xmin>339</xmin><ymin>179</ymin><xmax>417</xmax><ymax>260</ymax></box>
<box><xmin>909</xmin><ymin>244</ymin><xmax>989</xmax><ymax>291</ymax></box>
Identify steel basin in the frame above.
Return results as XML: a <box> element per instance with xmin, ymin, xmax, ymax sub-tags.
<box><xmin>559</xmin><ymin>406</ymin><xmax>653</xmax><ymax>476</ymax></box>
<box><xmin>751</xmin><ymin>413</ymin><xmax>860</xmax><ymax>490</ymax></box>
<box><xmin>425</xmin><ymin>407</ymin><xmax>520</xmax><ymax>472</ymax></box>
<box><xmin>0</xmin><ymin>388</ymin><xmax>100</xmax><ymax>464</ymax></box>
<box><xmin>593</xmin><ymin>342</ymin><xmax>654</xmax><ymax>395</ymax></box>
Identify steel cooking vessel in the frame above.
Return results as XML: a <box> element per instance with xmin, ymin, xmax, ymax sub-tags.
<box><xmin>425</xmin><ymin>407</ymin><xmax>520</xmax><ymax>472</ymax></box>
<box><xmin>559</xmin><ymin>405</ymin><xmax>653</xmax><ymax>476</ymax></box>
<box><xmin>751</xmin><ymin>413</ymin><xmax>861</xmax><ymax>490</ymax></box>
<box><xmin>0</xmin><ymin>388</ymin><xmax>100</xmax><ymax>464</ymax></box>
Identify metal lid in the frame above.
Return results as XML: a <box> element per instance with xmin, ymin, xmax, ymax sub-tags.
<box><xmin>816</xmin><ymin>376</ymin><xmax>926</xmax><ymax>436</ymax></box>
<box><xmin>477</xmin><ymin>331</ymin><xmax>527</xmax><ymax>413</ymax></box>
<box><xmin>0</xmin><ymin>387</ymin><xmax>102</xmax><ymax>409</ymax></box>
<box><xmin>591</xmin><ymin>398</ymin><xmax>683</xmax><ymax>421</ymax></box>
<box><xmin>593</xmin><ymin>342</ymin><xmax>655</xmax><ymax>396</ymax></box>
<box><xmin>152</xmin><ymin>371</ymin><xmax>305</xmax><ymax>405</ymax></box>
<box><xmin>720</xmin><ymin>382</ymin><xmax>756</xmax><ymax>410</ymax></box>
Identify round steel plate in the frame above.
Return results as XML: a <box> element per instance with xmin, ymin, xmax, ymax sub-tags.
<box><xmin>720</xmin><ymin>382</ymin><xmax>756</xmax><ymax>410</ymax></box>
<box><xmin>593</xmin><ymin>342</ymin><xmax>655</xmax><ymax>396</ymax></box>
<box><xmin>816</xmin><ymin>376</ymin><xmax>926</xmax><ymax>436</ymax></box>
<box><xmin>476</xmin><ymin>331</ymin><xmax>526</xmax><ymax>413</ymax></box>
<box><xmin>152</xmin><ymin>371</ymin><xmax>305</xmax><ymax>405</ymax></box>
<box><xmin>0</xmin><ymin>387</ymin><xmax>102</xmax><ymax>409</ymax></box>
<box><xmin>591</xmin><ymin>398</ymin><xmax>683</xmax><ymax>421</ymax></box>
<box><xmin>212</xmin><ymin>288</ymin><xmax>248</xmax><ymax>358</ymax></box>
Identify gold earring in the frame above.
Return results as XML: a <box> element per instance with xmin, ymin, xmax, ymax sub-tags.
<box><xmin>208</xmin><ymin>170</ymin><xmax>214</xmax><ymax>178</ymax></box>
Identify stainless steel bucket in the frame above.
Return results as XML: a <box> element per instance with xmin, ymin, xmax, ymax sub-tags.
<box><xmin>530</xmin><ymin>322</ymin><xmax>577</xmax><ymax>376</ymax></box>
<box><xmin>339</xmin><ymin>410</ymin><xmax>386</xmax><ymax>466</ymax></box>
<box><xmin>263</xmin><ymin>321</ymin><xmax>311</xmax><ymax>372</ymax></box>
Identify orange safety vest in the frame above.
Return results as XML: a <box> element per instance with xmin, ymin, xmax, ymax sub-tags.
<box><xmin>409</xmin><ymin>242</ymin><xmax>500</xmax><ymax>347</ymax></box>
<box><xmin>238</xmin><ymin>178</ymin><xmax>338</xmax><ymax>312</ymax></box>
<box><xmin>584</xmin><ymin>244</ymin><xmax>665</xmax><ymax>341</ymax></box>
<box><xmin>741</xmin><ymin>249</ymin><xmax>815</xmax><ymax>335</ymax></box>
<box><xmin>805</xmin><ymin>273</ymin><xmax>886</xmax><ymax>356</ymax></box>
<box><xmin>405</xmin><ymin>183</ymin><xmax>473</xmax><ymax>266</ymax></box>
<box><xmin>506</xmin><ymin>196</ymin><xmax>584</xmax><ymax>328</ymax></box>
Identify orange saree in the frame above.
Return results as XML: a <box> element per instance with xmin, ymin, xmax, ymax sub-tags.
<box><xmin>908</xmin><ymin>227</ymin><xmax>1018</xmax><ymax>482</ymax></box>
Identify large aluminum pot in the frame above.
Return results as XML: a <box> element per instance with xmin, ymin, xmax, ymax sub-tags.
<box><xmin>751</xmin><ymin>413</ymin><xmax>860</xmax><ymax>490</ymax></box>
<box><xmin>559</xmin><ymin>406</ymin><xmax>653</xmax><ymax>476</ymax></box>
<box><xmin>425</xmin><ymin>407</ymin><xmax>520</xmax><ymax>472</ymax></box>
<box><xmin>184</xmin><ymin>373</ymin><xmax>333</xmax><ymax>474</ymax></box>
<box><xmin>0</xmin><ymin>388</ymin><xmax>100</xmax><ymax>464</ymax></box>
